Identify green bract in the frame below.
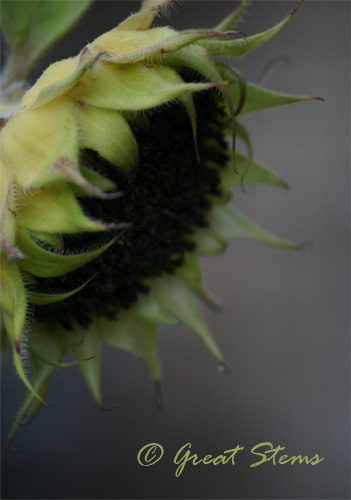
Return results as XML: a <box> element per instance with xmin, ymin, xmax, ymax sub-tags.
<box><xmin>0</xmin><ymin>0</ymin><xmax>319</xmax><ymax>443</ymax></box>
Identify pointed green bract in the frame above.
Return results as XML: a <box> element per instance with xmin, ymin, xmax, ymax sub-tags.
<box><xmin>241</xmin><ymin>83</ymin><xmax>321</xmax><ymax>115</ymax></box>
<box><xmin>117</xmin><ymin>1</ymin><xmax>173</xmax><ymax>32</ymax></box>
<box><xmin>72</xmin><ymin>61</ymin><xmax>228</xmax><ymax>111</ymax></box>
<box><xmin>17</xmin><ymin>184</ymin><xmax>107</xmax><ymax>234</ymax></box>
<box><xmin>135</xmin><ymin>294</ymin><xmax>178</xmax><ymax>326</ymax></box>
<box><xmin>1</xmin><ymin>261</ymin><xmax>26</xmax><ymax>344</ymax></box>
<box><xmin>236</xmin><ymin>121</ymin><xmax>254</xmax><ymax>183</ymax></box>
<box><xmin>221</xmin><ymin>153</ymin><xmax>288</xmax><ymax>189</ymax></box>
<box><xmin>1</xmin><ymin>99</ymin><xmax>79</xmax><ymax>188</ymax></box>
<box><xmin>75</xmin><ymin>105</ymin><xmax>138</xmax><ymax>172</ymax></box>
<box><xmin>8</xmin><ymin>324</ymin><xmax>67</xmax><ymax>443</ymax></box>
<box><xmin>18</xmin><ymin>229</ymin><xmax>117</xmax><ymax>278</ymax></box>
<box><xmin>200</xmin><ymin>1</ymin><xmax>304</xmax><ymax>57</ymax></box>
<box><xmin>68</xmin><ymin>325</ymin><xmax>102</xmax><ymax>405</ymax></box>
<box><xmin>79</xmin><ymin>166</ymin><xmax>117</xmax><ymax>193</ymax></box>
<box><xmin>92</xmin><ymin>28</ymin><xmax>232</xmax><ymax>64</ymax></box>
<box><xmin>21</xmin><ymin>48</ymin><xmax>95</xmax><ymax>110</ymax></box>
<box><xmin>101</xmin><ymin>313</ymin><xmax>161</xmax><ymax>384</ymax></box>
<box><xmin>27</xmin><ymin>277</ymin><xmax>95</xmax><ymax>305</ymax></box>
<box><xmin>209</xmin><ymin>205</ymin><xmax>298</xmax><ymax>249</ymax></box>
<box><xmin>30</xmin><ymin>232</ymin><xmax>64</xmax><ymax>251</ymax></box>
<box><xmin>177</xmin><ymin>254</ymin><xmax>216</xmax><ymax>307</ymax></box>
<box><xmin>11</xmin><ymin>340</ymin><xmax>48</xmax><ymax>407</ymax></box>
<box><xmin>162</xmin><ymin>44</ymin><xmax>237</xmax><ymax>164</ymax></box>
<box><xmin>192</xmin><ymin>228</ymin><xmax>228</xmax><ymax>256</ymax></box>
<box><xmin>218</xmin><ymin>62</ymin><xmax>320</xmax><ymax>115</ymax></box>
<box><xmin>150</xmin><ymin>274</ymin><xmax>224</xmax><ymax>364</ymax></box>
<box><xmin>213</xmin><ymin>0</ymin><xmax>251</xmax><ymax>32</ymax></box>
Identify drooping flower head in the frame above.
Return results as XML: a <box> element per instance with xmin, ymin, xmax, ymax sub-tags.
<box><xmin>0</xmin><ymin>0</ymin><xmax>320</xmax><ymax>442</ymax></box>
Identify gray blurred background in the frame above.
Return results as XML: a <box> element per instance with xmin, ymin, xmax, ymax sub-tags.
<box><xmin>1</xmin><ymin>1</ymin><xmax>350</xmax><ymax>498</ymax></box>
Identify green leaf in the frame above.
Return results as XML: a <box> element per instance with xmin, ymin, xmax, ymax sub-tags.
<box><xmin>27</xmin><ymin>276</ymin><xmax>95</xmax><ymax>305</ymax></box>
<box><xmin>1</xmin><ymin>0</ymin><xmax>92</xmax><ymax>85</ymax></box>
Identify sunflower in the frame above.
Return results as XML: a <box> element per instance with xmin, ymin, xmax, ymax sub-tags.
<box><xmin>0</xmin><ymin>0</ymin><xmax>319</xmax><ymax>442</ymax></box>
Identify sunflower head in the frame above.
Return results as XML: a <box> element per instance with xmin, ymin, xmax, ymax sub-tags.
<box><xmin>0</xmin><ymin>0</ymin><xmax>320</xmax><ymax>442</ymax></box>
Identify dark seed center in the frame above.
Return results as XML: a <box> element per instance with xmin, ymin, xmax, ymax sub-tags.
<box><xmin>33</xmin><ymin>90</ymin><xmax>230</xmax><ymax>329</ymax></box>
